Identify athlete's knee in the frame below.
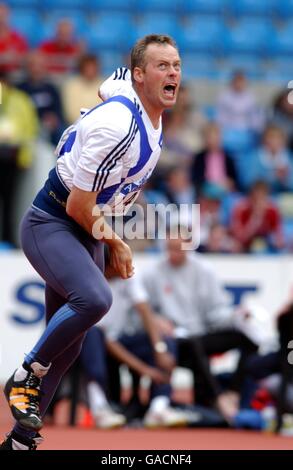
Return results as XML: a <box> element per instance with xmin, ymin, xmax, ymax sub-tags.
<box><xmin>70</xmin><ymin>282</ymin><xmax>112</xmax><ymax>321</ymax></box>
<box><xmin>82</xmin><ymin>285</ymin><xmax>112</xmax><ymax>319</ymax></box>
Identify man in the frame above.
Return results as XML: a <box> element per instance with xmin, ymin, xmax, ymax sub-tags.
<box><xmin>0</xmin><ymin>34</ymin><xmax>181</xmax><ymax>450</ymax></box>
<box><xmin>99</xmin><ymin>264</ymin><xmax>186</xmax><ymax>428</ymax></box>
<box><xmin>0</xmin><ymin>67</ymin><xmax>39</xmax><ymax>246</ymax></box>
<box><xmin>18</xmin><ymin>50</ymin><xmax>65</xmax><ymax>147</ymax></box>
<box><xmin>142</xmin><ymin>228</ymin><xmax>258</xmax><ymax>423</ymax></box>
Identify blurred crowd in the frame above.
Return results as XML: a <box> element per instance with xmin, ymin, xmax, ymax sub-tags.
<box><xmin>1</xmin><ymin>1</ymin><xmax>293</xmax><ymax>253</ymax></box>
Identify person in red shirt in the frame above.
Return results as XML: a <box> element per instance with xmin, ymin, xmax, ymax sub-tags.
<box><xmin>39</xmin><ymin>19</ymin><xmax>84</xmax><ymax>75</ymax></box>
<box><xmin>0</xmin><ymin>2</ymin><xmax>28</xmax><ymax>72</ymax></box>
<box><xmin>230</xmin><ymin>180</ymin><xmax>284</xmax><ymax>252</ymax></box>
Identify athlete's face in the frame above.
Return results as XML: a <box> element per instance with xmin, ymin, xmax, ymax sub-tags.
<box><xmin>134</xmin><ymin>44</ymin><xmax>181</xmax><ymax>112</ymax></box>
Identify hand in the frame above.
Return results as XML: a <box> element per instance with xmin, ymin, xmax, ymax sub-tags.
<box><xmin>154</xmin><ymin>351</ymin><xmax>175</xmax><ymax>374</ymax></box>
<box><xmin>153</xmin><ymin>315</ymin><xmax>175</xmax><ymax>336</ymax></box>
<box><xmin>110</xmin><ymin>240</ymin><xmax>134</xmax><ymax>279</ymax></box>
<box><xmin>142</xmin><ymin>366</ymin><xmax>169</xmax><ymax>385</ymax></box>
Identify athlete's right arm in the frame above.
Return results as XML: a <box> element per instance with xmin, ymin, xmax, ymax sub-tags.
<box><xmin>66</xmin><ymin>187</ymin><xmax>133</xmax><ymax>279</ymax></box>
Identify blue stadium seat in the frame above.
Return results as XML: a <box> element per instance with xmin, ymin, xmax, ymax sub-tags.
<box><xmin>226</xmin><ymin>19</ymin><xmax>275</xmax><ymax>55</ymax></box>
<box><xmin>134</xmin><ymin>14</ymin><xmax>179</xmax><ymax>41</ymax></box>
<box><xmin>232</xmin><ymin>0</ymin><xmax>277</xmax><ymax>17</ymax></box>
<box><xmin>181</xmin><ymin>53</ymin><xmax>218</xmax><ymax>80</ymax></box>
<box><xmin>220</xmin><ymin>192</ymin><xmax>242</xmax><ymax>226</ymax></box>
<box><xmin>264</xmin><ymin>58</ymin><xmax>293</xmax><ymax>83</ymax></box>
<box><xmin>178</xmin><ymin>16</ymin><xmax>226</xmax><ymax>54</ymax></box>
<box><xmin>180</xmin><ymin>0</ymin><xmax>225</xmax><ymax>15</ymax></box>
<box><xmin>272</xmin><ymin>22</ymin><xmax>293</xmax><ymax>56</ymax></box>
<box><xmin>41</xmin><ymin>0</ymin><xmax>84</xmax><ymax>9</ymax></box>
<box><xmin>222</xmin><ymin>129</ymin><xmax>258</xmax><ymax>156</ymax></box>
<box><xmin>86</xmin><ymin>13</ymin><xmax>135</xmax><ymax>52</ymax></box>
<box><xmin>42</xmin><ymin>10</ymin><xmax>88</xmax><ymax>39</ymax></box>
<box><xmin>134</xmin><ymin>0</ymin><xmax>178</xmax><ymax>13</ymax></box>
<box><xmin>282</xmin><ymin>220</ymin><xmax>293</xmax><ymax>247</ymax></box>
<box><xmin>10</xmin><ymin>9</ymin><xmax>43</xmax><ymax>47</ymax></box>
<box><xmin>98</xmin><ymin>51</ymin><xmax>126</xmax><ymax>76</ymax></box>
<box><xmin>276</xmin><ymin>0</ymin><xmax>293</xmax><ymax>18</ymax></box>
<box><xmin>5</xmin><ymin>0</ymin><xmax>39</xmax><ymax>7</ymax></box>
<box><xmin>86</xmin><ymin>0</ymin><xmax>133</xmax><ymax>11</ymax></box>
<box><xmin>222</xmin><ymin>54</ymin><xmax>264</xmax><ymax>80</ymax></box>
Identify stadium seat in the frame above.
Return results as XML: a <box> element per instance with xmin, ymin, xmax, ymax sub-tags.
<box><xmin>264</xmin><ymin>58</ymin><xmax>293</xmax><ymax>83</ymax></box>
<box><xmin>180</xmin><ymin>0</ymin><xmax>225</xmax><ymax>15</ymax></box>
<box><xmin>134</xmin><ymin>0</ymin><xmax>178</xmax><ymax>14</ymax></box>
<box><xmin>181</xmin><ymin>53</ymin><xmax>218</xmax><ymax>80</ymax></box>
<box><xmin>134</xmin><ymin>14</ymin><xmax>179</xmax><ymax>41</ymax></box>
<box><xmin>41</xmin><ymin>0</ymin><xmax>84</xmax><ymax>9</ymax></box>
<box><xmin>178</xmin><ymin>16</ymin><xmax>226</xmax><ymax>55</ymax></box>
<box><xmin>42</xmin><ymin>10</ymin><xmax>89</xmax><ymax>39</ymax></box>
<box><xmin>220</xmin><ymin>192</ymin><xmax>242</xmax><ymax>226</ymax></box>
<box><xmin>226</xmin><ymin>19</ymin><xmax>275</xmax><ymax>55</ymax></box>
<box><xmin>232</xmin><ymin>0</ymin><xmax>277</xmax><ymax>17</ymax></box>
<box><xmin>98</xmin><ymin>51</ymin><xmax>126</xmax><ymax>76</ymax></box>
<box><xmin>86</xmin><ymin>13</ymin><xmax>135</xmax><ymax>52</ymax></box>
<box><xmin>272</xmin><ymin>23</ymin><xmax>293</xmax><ymax>57</ymax></box>
<box><xmin>276</xmin><ymin>0</ymin><xmax>293</xmax><ymax>19</ymax></box>
<box><xmin>222</xmin><ymin>129</ymin><xmax>258</xmax><ymax>156</ymax></box>
<box><xmin>86</xmin><ymin>0</ymin><xmax>133</xmax><ymax>11</ymax></box>
<box><xmin>5</xmin><ymin>0</ymin><xmax>39</xmax><ymax>7</ymax></box>
<box><xmin>10</xmin><ymin>9</ymin><xmax>43</xmax><ymax>47</ymax></box>
<box><xmin>221</xmin><ymin>54</ymin><xmax>264</xmax><ymax>80</ymax></box>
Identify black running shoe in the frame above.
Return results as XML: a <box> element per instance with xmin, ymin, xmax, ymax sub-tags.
<box><xmin>4</xmin><ymin>371</ymin><xmax>43</xmax><ymax>431</ymax></box>
<box><xmin>0</xmin><ymin>430</ymin><xmax>43</xmax><ymax>451</ymax></box>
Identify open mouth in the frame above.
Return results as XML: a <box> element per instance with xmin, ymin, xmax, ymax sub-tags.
<box><xmin>163</xmin><ymin>84</ymin><xmax>176</xmax><ymax>98</ymax></box>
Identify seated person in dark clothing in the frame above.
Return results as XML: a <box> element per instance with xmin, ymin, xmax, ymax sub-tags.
<box><xmin>191</xmin><ymin>122</ymin><xmax>240</xmax><ymax>196</ymax></box>
<box><xmin>18</xmin><ymin>50</ymin><xmax>65</xmax><ymax>146</ymax></box>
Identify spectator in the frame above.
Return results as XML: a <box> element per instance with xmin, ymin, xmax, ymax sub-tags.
<box><xmin>18</xmin><ymin>51</ymin><xmax>65</xmax><ymax>146</ymax></box>
<box><xmin>271</xmin><ymin>88</ymin><xmax>293</xmax><ymax>152</ymax></box>
<box><xmin>230</xmin><ymin>181</ymin><xmax>284</xmax><ymax>253</ymax></box>
<box><xmin>245</xmin><ymin>126</ymin><xmax>293</xmax><ymax>193</ymax></box>
<box><xmin>62</xmin><ymin>54</ymin><xmax>103</xmax><ymax>124</ymax></box>
<box><xmin>141</xmin><ymin>229</ymin><xmax>259</xmax><ymax>423</ymax></box>
<box><xmin>198</xmin><ymin>183</ymin><xmax>225</xmax><ymax>248</ymax></box>
<box><xmin>100</xmin><ymin>266</ymin><xmax>187</xmax><ymax>428</ymax></box>
<box><xmin>216</xmin><ymin>70</ymin><xmax>264</xmax><ymax>133</ymax></box>
<box><xmin>0</xmin><ymin>2</ymin><xmax>28</xmax><ymax>73</ymax></box>
<box><xmin>0</xmin><ymin>68</ymin><xmax>38</xmax><ymax>245</ymax></box>
<box><xmin>159</xmin><ymin>84</ymin><xmax>207</xmax><ymax>170</ymax></box>
<box><xmin>191</xmin><ymin>122</ymin><xmax>240</xmax><ymax>196</ymax></box>
<box><xmin>78</xmin><ymin>326</ymin><xmax>127</xmax><ymax>429</ymax></box>
<box><xmin>198</xmin><ymin>222</ymin><xmax>240</xmax><ymax>254</ymax></box>
<box><xmin>39</xmin><ymin>19</ymin><xmax>84</xmax><ymax>75</ymax></box>
<box><xmin>164</xmin><ymin>166</ymin><xmax>195</xmax><ymax>206</ymax></box>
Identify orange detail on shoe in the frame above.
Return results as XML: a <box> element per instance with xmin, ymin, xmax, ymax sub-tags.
<box><xmin>15</xmin><ymin>404</ymin><xmax>29</xmax><ymax>410</ymax></box>
<box><xmin>9</xmin><ymin>396</ymin><xmax>29</xmax><ymax>404</ymax></box>
<box><xmin>10</xmin><ymin>387</ymin><xmax>38</xmax><ymax>396</ymax></box>
<box><xmin>24</xmin><ymin>389</ymin><xmax>39</xmax><ymax>396</ymax></box>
